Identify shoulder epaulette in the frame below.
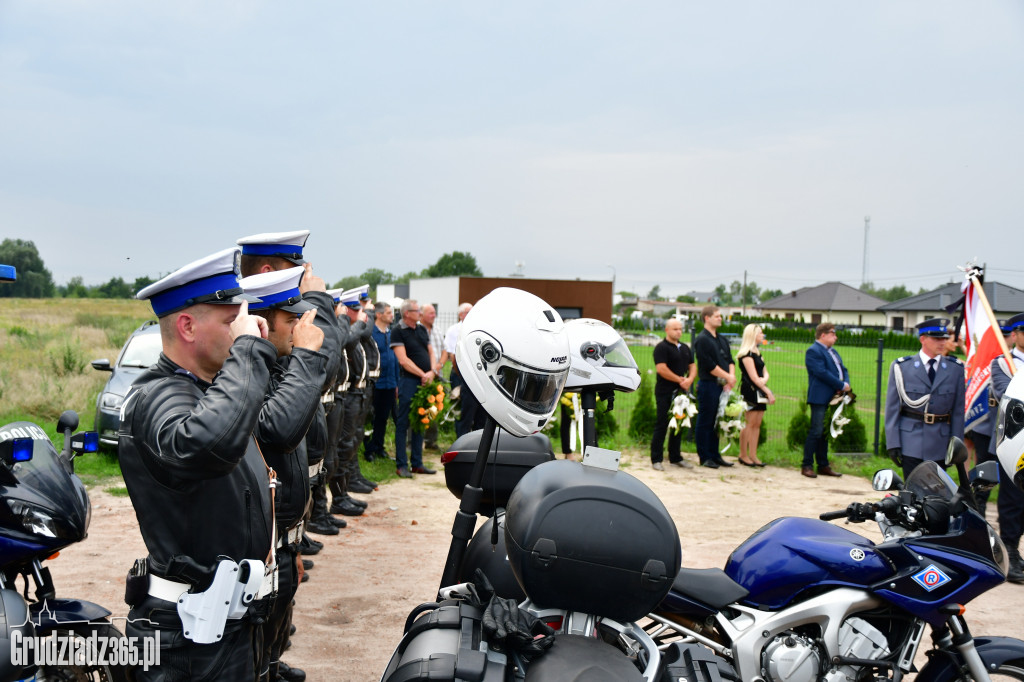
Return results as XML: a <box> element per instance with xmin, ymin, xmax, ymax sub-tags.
<box><xmin>947</xmin><ymin>356</ymin><xmax>963</xmax><ymax>366</ymax></box>
<box><xmin>896</xmin><ymin>356</ymin><xmax>912</xmax><ymax>363</ymax></box>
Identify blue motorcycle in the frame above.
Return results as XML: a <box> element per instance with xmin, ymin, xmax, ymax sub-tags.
<box><xmin>649</xmin><ymin>441</ymin><xmax>1024</xmax><ymax>682</ymax></box>
<box><xmin>0</xmin><ymin>412</ymin><xmax>130</xmax><ymax>682</ymax></box>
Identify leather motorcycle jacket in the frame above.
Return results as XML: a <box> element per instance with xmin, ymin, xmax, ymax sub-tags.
<box><xmin>345</xmin><ymin>319</ymin><xmax>368</xmax><ymax>392</ymax></box>
<box><xmin>118</xmin><ymin>336</ymin><xmax>276</xmax><ymax>576</ymax></box>
<box><xmin>256</xmin><ymin>347</ymin><xmax>327</xmax><ymax>531</ymax></box>
<box><xmin>304</xmin><ymin>290</ymin><xmax>343</xmax><ymax>467</ymax></box>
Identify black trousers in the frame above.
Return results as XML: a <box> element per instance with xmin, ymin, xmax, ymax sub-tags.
<box><xmin>651</xmin><ymin>391</ymin><xmax>683</xmax><ymax>464</ymax></box>
<box><xmin>263</xmin><ymin>544</ymin><xmax>298</xmax><ymax>681</ymax></box>
<box><xmin>367</xmin><ymin>384</ymin><xmax>396</xmax><ymax>458</ymax></box>
<box><xmin>128</xmin><ymin>602</ymin><xmax>255</xmax><ymax>682</ymax></box>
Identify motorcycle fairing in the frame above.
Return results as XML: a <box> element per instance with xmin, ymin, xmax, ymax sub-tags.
<box><xmin>872</xmin><ymin>545</ymin><xmax>1005</xmax><ymax>628</ymax></box>
<box><xmin>724</xmin><ymin>517</ymin><xmax>892</xmax><ymax>609</ymax></box>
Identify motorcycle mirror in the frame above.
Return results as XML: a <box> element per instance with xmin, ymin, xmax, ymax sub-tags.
<box><xmin>0</xmin><ymin>438</ymin><xmax>33</xmax><ymax>466</ymax></box>
<box><xmin>969</xmin><ymin>460</ymin><xmax>1001</xmax><ymax>492</ymax></box>
<box><xmin>57</xmin><ymin>411</ymin><xmax>80</xmax><ymax>435</ymax></box>
<box><xmin>872</xmin><ymin>469</ymin><xmax>903</xmax><ymax>492</ymax></box>
<box><xmin>945</xmin><ymin>436</ymin><xmax>969</xmax><ymax>468</ymax></box>
<box><xmin>69</xmin><ymin>431</ymin><xmax>99</xmax><ymax>456</ymax></box>
<box><xmin>90</xmin><ymin>359</ymin><xmax>113</xmax><ymax>372</ymax></box>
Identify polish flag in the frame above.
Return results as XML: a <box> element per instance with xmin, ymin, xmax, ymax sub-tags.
<box><xmin>962</xmin><ymin>277</ymin><xmax>1008</xmax><ymax>433</ymax></box>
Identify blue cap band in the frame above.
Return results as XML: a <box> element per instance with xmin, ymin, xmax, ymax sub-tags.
<box><xmin>250</xmin><ymin>288</ymin><xmax>302</xmax><ymax>310</ymax></box>
<box><xmin>149</xmin><ymin>272</ymin><xmax>244</xmax><ymax>316</ymax></box>
<box><xmin>918</xmin><ymin>325</ymin><xmax>947</xmax><ymax>334</ymax></box>
<box><xmin>241</xmin><ymin>243</ymin><xmax>304</xmax><ymax>259</ymax></box>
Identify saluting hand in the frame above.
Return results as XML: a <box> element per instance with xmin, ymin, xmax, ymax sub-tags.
<box><xmin>292</xmin><ymin>309</ymin><xmax>324</xmax><ymax>352</ymax></box>
<box><xmin>299</xmin><ymin>262</ymin><xmax>327</xmax><ymax>294</ymax></box>
<box><xmin>230</xmin><ymin>300</ymin><xmax>268</xmax><ymax>340</ymax></box>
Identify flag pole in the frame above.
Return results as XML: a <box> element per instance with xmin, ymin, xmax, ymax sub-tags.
<box><xmin>971</xmin><ymin>273</ymin><xmax>1015</xmax><ymax>376</ymax></box>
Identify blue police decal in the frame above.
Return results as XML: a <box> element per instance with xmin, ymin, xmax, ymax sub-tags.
<box><xmin>912</xmin><ymin>564</ymin><xmax>952</xmax><ymax>591</ymax></box>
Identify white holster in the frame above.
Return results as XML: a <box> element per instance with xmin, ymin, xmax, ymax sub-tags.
<box><xmin>177</xmin><ymin>558</ymin><xmax>264</xmax><ymax>644</ymax></box>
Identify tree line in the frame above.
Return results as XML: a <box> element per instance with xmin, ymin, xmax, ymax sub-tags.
<box><xmin>0</xmin><ymin>239</ymin><xmax>482</xmax><ymax>299</ymax></box>
<box><xmin>622</xmin><ymin>280</ymin><xmax>927</xmax><ymax>307</ymax></box>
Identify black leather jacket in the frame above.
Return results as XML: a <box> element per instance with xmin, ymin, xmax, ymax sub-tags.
<box><xmin>118</xmin><ymin>336</ymin><xmax>276</xmax><ymax>575</ymax></box>
<box><xmin>256</xmin><ymin>348</ymin><xmax>327</xmax><ymax>530</ymax></box>
<box><xmin>345</xmin><ymin>319</ymin><xmax>369</xmax><ymax>392</ymax></box>
<box><xmin>304</xmin><ymin>290</ymin><xmax>343</xmax><ymax>466</ymax></box>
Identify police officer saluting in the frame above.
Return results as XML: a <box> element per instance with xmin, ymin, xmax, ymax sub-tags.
<box><xmin>885</xmin><ymin>318</ymin><xmax>965</xmax><ymax>479</ymax></box>
<box><xmin>241</xmin><ymin>267</ymin><xmax>328</xmax><ymax>682</ymax></box>
<box><xmin>120</xmin><ymin>248</ymin><xmax>275</xmax><ymax>681</ymax></box>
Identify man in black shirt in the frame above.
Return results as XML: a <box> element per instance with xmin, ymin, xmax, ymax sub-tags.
<box><xmin>391</xmin><ymin>299</ymin><xmax>438</xmax><ymax>478</ymax></box>
<box><xmin>651</xmin><ymin>319</ymin><xmax>696</xmax><ymax>470</ymax></box>
<box><xmin>693</xmin><ymin>305</ymin><xmax>736</xmax><ymax>468</ymax></box>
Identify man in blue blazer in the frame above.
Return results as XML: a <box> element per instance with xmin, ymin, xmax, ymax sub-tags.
<box><xmin>885</xmin><ymin>318</ymin><xmax>965</xmax><ymax>479</ymax></box>
<box><xmin>803</xmin><ymin>322</ymin><xmax>850</xmax><ymax>478</ymax></box>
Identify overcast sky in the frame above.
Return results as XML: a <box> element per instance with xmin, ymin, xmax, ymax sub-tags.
<box><xmin>2</xmin><ymin>1</ymin><xmax>1022</xmax><ymax>299</ymax></box>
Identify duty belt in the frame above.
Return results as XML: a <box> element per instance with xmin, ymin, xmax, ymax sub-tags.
<box><xmin>320</xmin><ymin>391</ymin><xmax>335</xmax><ymax>405</ymax></box>
<box><xmin>901</xmin><ymin>409</ymin><xmax>951</xmax><ymax>424</ymax></box>
<box><xmin>355</xmin><ymin>380</ymin><xmax>367</xmax><ymax>390</ymax></box>
<box><xmin>368</xmin><ymin>369</ymin><xmax>381</xmax><ymax>379</ymax></box>
<box><xmin>990</xmin><ymin>396</ymin><xmax>1000</xmax><ymax>408</ymax></box>
<box><xmin>147</xmin><ymin>564</ymin><xmax>277</xmax><ymax>603</ymax></box>
<box><xmin>276</xmin><ymin>523</ymin><xmax>303</xmax><ymax>549</ymax></box>
<box><xmin>308</xmin><ymin>461</ymin><xmax>323</xmax><ymax>478</ymax></box>
<box><xmin>336</xmin><ymin>382</ymin><xmax>350</xmax><ymax>393</ymax></box>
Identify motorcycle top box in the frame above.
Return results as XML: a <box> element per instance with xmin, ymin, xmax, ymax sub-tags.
<box><xmin>505</xmin><ymin>459</ymin><xmax>681</xmax><ymax>623</ymax></box>
<box><xmin>441</xmin><ymin>429</ymin><xmax>554</xmax><ymax>516</ymax></box>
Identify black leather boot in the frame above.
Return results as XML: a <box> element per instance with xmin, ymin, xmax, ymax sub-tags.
<box><xmin>1008</xmin><ymin>543</ymin><xmax>1024</xmax><ymax>584</ymax></box>
<box><xmin>307</xmin><ymin>484</ymin><xmax>339</xmax><ymax>536</ymax></box>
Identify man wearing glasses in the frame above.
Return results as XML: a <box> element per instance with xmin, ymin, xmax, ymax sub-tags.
<box><xmin>803</xmin><ymin>323</ymin><xmax>850</xmax><ymax>478</ymax></box>
<box><xmin>391</xmin><ymin>300</ymin><xmax>438</xmax><ymax>478</ymax></box>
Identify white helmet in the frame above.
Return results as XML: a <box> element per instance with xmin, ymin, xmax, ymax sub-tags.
<box><xmin>563</xmin><ymin>318</ymin><xmax>640</xmax><ymax>393</ymax></box>
<box><xmin>996</xmin><ymin>372</ymin><xmax>1024</xmax><ymax>492</ymax></box>
<box><xmin>456</xmin><ymin>288</ymin><xmax>570</xmax><ymax>437</ymax></box>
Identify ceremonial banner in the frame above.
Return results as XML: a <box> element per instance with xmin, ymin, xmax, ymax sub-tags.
<box><xmin>961</xmin><ymin>275</ymin><xmax>1010</xmax><ymax>433</ymax></box>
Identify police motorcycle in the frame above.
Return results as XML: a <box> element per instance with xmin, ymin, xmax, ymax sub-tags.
<box><xmin>641</xmin><ymin>435</ymin><xmax>1024</xmax><ymax>682</ymax></box>
<box><xmin>0</xmin><ymin>411</ymin><xmax>131</xmax><ymax>681</ymax></box>
<box><xmin>381</xmin><ymin>290</ymin><xmax>680</xmax><ymax>681</ymax></box>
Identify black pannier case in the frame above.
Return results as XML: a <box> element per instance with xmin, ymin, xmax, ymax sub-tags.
<box><xmin>505</xmin><ymin>460</ymin><xmax>681</xmax><ymax>623</ymax></box>
<box><xmin>442</xmin><ymin>430</ymin><xmax>554</xmax><ymax>516</ymax></box>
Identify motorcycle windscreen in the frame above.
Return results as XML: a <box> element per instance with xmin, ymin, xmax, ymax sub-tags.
<box><xmin>0</xmin><ymin>422</ymin><xmax>91</xmax><ymax>546</ymax></box>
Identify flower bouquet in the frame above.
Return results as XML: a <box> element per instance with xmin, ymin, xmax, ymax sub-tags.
<box><xmin>410</xmin><ymin>380</ymin><xmax>447</xmax><ymax>432</ymax></box>
<box><xmin>717</xmin><ymin>390</ymin><xmax>747</xmax><ymax>453</ymax></box>
<box><xmin>668</xmin><ymin>393</ymin><xmax>697</xmax><ymax>435</ymax></box>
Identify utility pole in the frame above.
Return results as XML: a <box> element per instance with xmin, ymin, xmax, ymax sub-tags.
<box><xmin>742</xmin><ymin>270</ymin><xmax>747</xmax><ymax>316</ymax></box>
<box><xmin>862</xmin><ymin>216</ymin><xmax>870</xmax><ymax>287</ymax></box>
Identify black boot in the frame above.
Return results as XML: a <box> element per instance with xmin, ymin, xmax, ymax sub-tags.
<box><xmin>298</xmin><ymin>533</ymin><xmax>321</xmax><ymax>556</ymax></box>
<box><xmin>307</xmin><ymin>483</ymin><xmax>339</xmax><ymax>536</ymax></box>
<box><xmin>347</xmin><ymin>453</ymin><xmax>378</xmax><ymax>489</ymax></box>
<box><xmin>278</xmin><ymin>661</ymin><xmax>306</xmax><ymax>682</ymax></box>
<box><xmin>330</xmin><ymin>496</ymin><xmax>365</xmax><ymax>517</ymax></box>
<box><xmin>1008</xmin><ymin>543</ymin><xmax>1024</xmax><ymax>584</ymax></box>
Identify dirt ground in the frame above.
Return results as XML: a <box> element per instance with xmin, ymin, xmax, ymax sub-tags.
<box><xmin>52</xmin><ymin>450</ymin><xmax>1024</xmax><ymax>682</ymax></box>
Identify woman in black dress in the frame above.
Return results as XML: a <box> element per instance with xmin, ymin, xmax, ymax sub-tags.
<box><xmin>737</xmin><ymin>324</ymin><xmax>774</xmax><ymax>466</ymax></box>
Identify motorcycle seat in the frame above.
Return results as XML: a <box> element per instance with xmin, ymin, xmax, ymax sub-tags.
<box><xmin>671</xmin><ymin>567</ymin><xmax>749</xmax><ymax>609</ymax></box>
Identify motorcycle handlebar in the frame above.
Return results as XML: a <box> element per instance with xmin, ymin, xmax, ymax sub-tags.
<box><xmin>819</xmin><ymin>509</ymin><xmax>849</xmax><ymax>521</ymax></box>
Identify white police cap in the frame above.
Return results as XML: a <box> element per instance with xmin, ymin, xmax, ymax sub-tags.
<box><xmin>236</xmin><ymin>230</ymin><xmax>310</xmax><ymax>265</ymax></box>
<box><xmin>137</xmin><ymin>248</ymin><xmax>259</xmax><ymax>317</ymax></box>
<box><xmin>240</xmin><ymin>267</ymin><xmax>315</xmax><ymax>315</ymax></box>
<box><xmin>326</xmin><ymin>288</ymin><xmax>343</xmax><ymax>304</ymax></box>
<box><xmin>340</xmin><ymin>285</ymin><xmax>369</xmax><ymax>308</ymax></box>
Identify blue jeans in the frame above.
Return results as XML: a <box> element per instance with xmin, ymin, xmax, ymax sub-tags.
<box><xmin>696</xmin><ymin>380</ymin><xmax>722</xmax><ymax>463</ymax></box>
<box><xmin>803</xmin><ymin>402</ymin><xmax>830</xmax><ymax>468</ymax></box>
<box><xmin>395</xmin><ymin>376</ymin><xmax>423</xmax><ymax>470</ymax></box>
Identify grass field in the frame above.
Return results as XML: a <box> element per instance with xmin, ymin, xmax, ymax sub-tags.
<box><xmin>0</xmin><ymin>297</ymin><xmax>153</xmax><ymax>487</ymax></box>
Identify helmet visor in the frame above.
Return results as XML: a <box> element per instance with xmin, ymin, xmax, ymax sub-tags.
<box><xmin>492</xmin><ymin>359</ymin><xmax>568</xmax><ymax>415</ymax></box>
<box><xmin>601</xmin><ymin>339</ymin><xmax>638</xmax><ymax>369</ymax></box>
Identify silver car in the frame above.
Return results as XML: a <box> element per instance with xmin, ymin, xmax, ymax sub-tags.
<box><xmin>91</xmin><ymin>321</ymin><xmax>162</xmax><ymax>448</ymax></box>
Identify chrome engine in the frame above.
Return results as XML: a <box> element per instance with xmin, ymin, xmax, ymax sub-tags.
<box><xmin>762</xmin><ymin>617</ymin><xmax>890</xmax><ymax>682</ymax></box>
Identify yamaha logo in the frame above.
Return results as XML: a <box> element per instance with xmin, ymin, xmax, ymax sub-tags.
<box><xmin>550</xmin><ymin>356</ymin><xmax>567</xmax><ymax>364</ymax></box>
<box><xmin>849</xmin><ymin>548</ymin><xmax>865</xmax><ymax>562</ymax></box>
